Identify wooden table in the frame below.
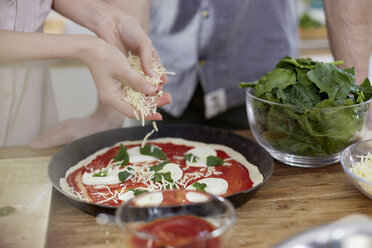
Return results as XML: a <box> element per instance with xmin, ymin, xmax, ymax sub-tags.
<box><xmin>1</xmin><ymin>130</ymin><xmax>372</xmax><ymax>248</ymax></box>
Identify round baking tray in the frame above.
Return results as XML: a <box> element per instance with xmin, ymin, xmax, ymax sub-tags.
<box><xmin>48</xmin><ymin>124</ymin><xmax>274</xmax><ymax>215</ymax></box>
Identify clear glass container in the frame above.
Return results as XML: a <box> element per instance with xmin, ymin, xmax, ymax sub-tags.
<box><xmin>246</xmin><ymin>88</ymin><xmax>372</xmax><ymax>167</ymax></box>
<box><xmin>115</xmin><ymin>190</ymin><xmax>236</xmax><ymax>248</ymax></box>
<box><xmin>340</xmin><ymin>139</ymin><xmax>372</xmax><ymax>199</ymax></box>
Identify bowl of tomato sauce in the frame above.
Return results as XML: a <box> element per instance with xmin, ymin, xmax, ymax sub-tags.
<box><xmin>115</xmin><ymin>189</ymin><xmax>236</xmax><ymax>248</ymax></box>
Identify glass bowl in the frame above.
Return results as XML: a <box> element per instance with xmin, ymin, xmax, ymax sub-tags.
<box><xmin>115</xmin><ymin>189</ymin><xmax>236</xmax><ymax>248</ymax></box>
<box><xmin>246</xmin><ymin>88</ymin><xmax>372</xmax><ymax>167</ymax></box>
<box><xmin>340</xmin><ymin>139</ymin><xmax>372</xmax><ymax>199</ymax></box>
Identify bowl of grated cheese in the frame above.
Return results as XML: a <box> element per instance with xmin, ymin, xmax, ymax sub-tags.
<box><xmin>340</xmin><ymin>139</ymin><xmax>372</xmax><ymax>199</ymax></box>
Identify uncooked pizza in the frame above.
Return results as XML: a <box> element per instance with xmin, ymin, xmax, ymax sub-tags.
<box><xmin>60</xmin><ymin>138</ymin><xmax>263</xmax><ymax>207</ymax></box>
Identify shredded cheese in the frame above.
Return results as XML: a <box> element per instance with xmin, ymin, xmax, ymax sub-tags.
<box><xmin>350</xmin><ymin>152</ymin><xmax>372</xmax><ymax>195</ymax></box>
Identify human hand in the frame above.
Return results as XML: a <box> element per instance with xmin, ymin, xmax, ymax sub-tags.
<box><xmin>79</xmin><ymin>35</ymin><xmax>171</xmax><ymax>120</ymax></box>
<box><xmin>95</xmin><ymin>7</ymin><xmax>168</xmax><ymax>85</ymax></box>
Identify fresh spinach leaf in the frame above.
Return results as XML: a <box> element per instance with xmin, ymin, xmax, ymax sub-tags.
<box><xmin>114</xmin><ymin>144</ymin><xmax>129</xmax><ymax>167</ymax></box>
<box><xmin>184</xmin><ymin>153</ymin><xmax>199</xmax><ymax>163</ymax></box>
<box><xmin>118</xmin><ymin>171</ymin><xmax>132</xmax><ymax>182</ymax></box>
<box><xmin>150</xmin><ymin>161</ymin><xmax>169</xmax><ymax>172</ymax></box>
<box><xmin>128</xmin><ymin>188</ymin><xmax>148</xmax><ymax>196</ymax></box>
<box><xmin>152</xmin><ymin>172</ymin><xmax>173</xmax><ymax>183</ymax></box>
<box><xmin>93</xmin><ymin>170</ymin><xmax>108</xmax><ymax>177</ymax></box>
<box><xmin>140</xmin><ymin>144</ymin><xmax>167</xmax><ymax>160</ymax></box>
<box><xmin>206</xmin><ymin>156</ymin><xmax>224</xmax><ymax>167</ymax></box>
<box><xmin>192</xmin><ymin>182</ymin><xmax>207</xmax><ymax>192</ymax></box>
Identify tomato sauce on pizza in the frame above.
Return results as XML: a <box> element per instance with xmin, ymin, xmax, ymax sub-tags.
<box><xmin>61</xmin><ymin>138</ymin><xmax>263</xmax><ymax>207</ymax></box>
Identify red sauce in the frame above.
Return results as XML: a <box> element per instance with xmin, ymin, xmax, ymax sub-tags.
<box><xmin>130</xmin><ymin>215</ymin><xmax>220</xmax><ymax>248</ymax></box>
<box><xmin>67</xmin><ymin>142</ymin><xmax>254</xmax><ymax>206</ymax></box>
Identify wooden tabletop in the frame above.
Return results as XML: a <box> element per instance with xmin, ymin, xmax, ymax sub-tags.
<box><xmin>1</xmin><ymin>130</ymin><xmax>372</xmax><ymax>248</ymax></box>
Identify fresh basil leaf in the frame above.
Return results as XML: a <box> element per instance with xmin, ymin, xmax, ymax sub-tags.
<box><xmin>0</xmin><ymin>206</ymin><xmax>16</xmax><ymax>217</ymax></box>
<box><xmin>114</xmin><ymin>144</ymin><xmax>129</xmax><ymax>167</ymax></box>
<box><xmin>128</xmin><ymin>188</ymin><xmax>148</xmax><ymax>196</ymax></box>
<box><xmin>118</xmin><ymin>171</ymin><xmax>132</xmax><ymax>182</ymax></box>
<box><xmin>184</xmin><ymin>153</ymin><xmax>199</xmax><ymax>163</ymax></box>
<box><xmin>93</xmin><ymin>170</ymin><xmax>108</xmax><ymax>177</ymax></box>
<box><xmin>206</xmin><ymin>156</ymin><xmax>224</xmax><ymax>167</ymax></box>
<box><xmin>140</xmin><ymin>144</ymin><xmax>167</xmax><ymax>160</ymax></box>
<box><xmin>192</xmin><ymin>182</ymin><xmax>207</xmax><ymax>192</ymax></box>
<box><xmin>152</xmin><ymin>172</ymin><xmax>173</xmax><ymax>183</ymax></box>
<box><xmin>150</xmin><ymin>161</ymin><xmax>169</xmax><ymax>172</ymax></box>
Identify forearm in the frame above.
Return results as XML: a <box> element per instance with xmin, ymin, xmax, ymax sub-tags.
<box><xmin>104</xmin><ymin>0</ymin><xmax>150</xmax><ymax>32</ymax></box>
<box><xmin>0</xmin><ymin>30</ymin><xmax>93</xmax><ymax>64</ymax></box>
<box><xmin>324</xmin><ymin>0</ymin><xmax>372</xmax><ymax>83</ymax></box>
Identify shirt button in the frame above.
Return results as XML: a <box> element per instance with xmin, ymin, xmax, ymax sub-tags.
<box><xmin>199</xmin><ymin>59</ymin><xmax>205</xmax><ymax>66</ymax></box>
<box><xmin>202</xmin><ymin>10</ymin><xmax>210</xmax><ymax>18</ymax></box>
<box><xmin>7</xmin><ymin>0</ymin><xmax>14</xmax><ymax>6</ymax></box>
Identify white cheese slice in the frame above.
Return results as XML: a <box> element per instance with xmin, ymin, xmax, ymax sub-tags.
<box><xmin>185</xmin><ymin>192</ymin><xmax>209</xmax><ymax>203</ymax></box>
<box><xmin>82</xmin><ymin>167</ymin><xmax>130</xmax><ymax>185</ymax></box>
<box><xmin>117</xmin><ymin>190</ymin><xmax>135</xmax><ymax>202</ymax></box>
<box><xmin>187</xmin><ymin>178</ymin><xmax>228</xmax><ymax>195</ymax></box>
<box><xmin>185</xmin><ymin>147</ymin><xmax>217</xmax><ymax>167</ymax></box>
<box><xmin>158</xmin><ymin>163</ymin><xmax>183</xmax><ymax>181</ymax></box>
<box><xmin>127</xmin><ymin>146</ymin><xmax>158</xmax><ymax>163</ymax></box>
<box><xmin>134</xmin><ymin>192</ymin><xmax>163</xmax><ymax>207</ymax></box>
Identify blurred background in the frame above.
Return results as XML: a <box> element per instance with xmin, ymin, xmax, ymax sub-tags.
<box><xmin>43</xmin><ymin>0</ymin><xmax>372</xmax><ymax>127</ymax></box>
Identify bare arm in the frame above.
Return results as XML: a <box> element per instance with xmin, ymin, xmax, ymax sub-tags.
<box><xmin>0</xmin><ymin>30</ymin><xmax>88</xmax><ymax>63</ymax></box>
<box><xmin>324</xmin><ymin>0</ymin><xmax>372</xmax><ymax>84</ymax></box>
<box><xmin>52</xmin><ymin>0</ymin><xmax>155</xmax><ymax>76</ymax></box>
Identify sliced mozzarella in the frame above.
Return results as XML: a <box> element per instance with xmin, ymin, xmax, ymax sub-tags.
<box><xmin>185</xmin><ymin>147</ymin><xmax>217</xmax><ymax>167</ymax></box>
<box><xmin>127</xmin><ymin>146</ymin><xmax>159</xmax><ymax>163</ymax></box>
<box><xmin>187</xmin><ymin>178</ymin><xmax>228</xmax><ymax>195</ymax></box>
<box><xmin>158</xmin><ymin>163</ymin><xmax>183</xmax><ymax>181</ymax></box>
<box><xmin>117</xmin><ymin>190</ymin><xmax>135</xmax><ymax>202</ymax></box>
<box><xmin>185</xmin><ymin>192</ymin><xmax>210</xmax><ymax>203</ymax></box>
<box><xmin>82</xmin><ymin>166</ymin><xmax>128</xmax><ymax>185</ymax></box>
<box><xmin>134</xmin><ymin>192</ymin><xmax>163</xmax><ymax>207</ymax></box>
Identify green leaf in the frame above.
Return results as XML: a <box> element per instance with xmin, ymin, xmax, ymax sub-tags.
<box><xmin>140</xmin><ymin>144</ymin><xmax>167</xmax><ymax>160</ymax></box>
<box><xmin>254</xmin><ymin>68</ymin><xmax>296</xmax><ymax>98</ymax></box>
<box><xmin>93</xmin><ymin>170</ymin><xmax>108</xmax><ymax>177</ymax></box>
<box><xmin>192</xmin><ymin>182</ymin><xmax>207</xmax><ymax>192</ymax></box>
<box><xmin>239</xmin><ymin>82</ymin><xmax>256</xmax><ymax>88</ymax></box>
<box><xmin>114</xmin><ymin>144</ymin><xmax>129</xmax><ymax>167</ymax></box>
<box><xmin>128</xmin><ymin>188</ymin><xmax>148</xmax><ymax>196</ymax></box>
<box><xmin>0</xmin><ymin>206</ymin><xmax>16</xmax><ymax>217</ymax></box>
<box><xmin>118</xmin><ymin>171</ymin><xmax>132</xmax><ymax>182</ymax></box>
<box><xmin>306</xmin><ymin>63</ymin><xmax>354</xmax><ymax>101</ymax></box>
<box><xmin>184</xmin><ymin>153</ymin><xmax>199</xmax><ymax>163</ymax></box>
<box><xmin>152</xmin><ymin>172</ymin><xmax>173</xmax><ymax>183</ymax></box>
<box><xmin>206</xmin><ymin>156</ymin><xmax>224</xmax><ymax>167</ymax></box>
<box><xmin>150</xmin><ymin>161</ymin><xmax>169</xmax><ymax>172</ymax></box>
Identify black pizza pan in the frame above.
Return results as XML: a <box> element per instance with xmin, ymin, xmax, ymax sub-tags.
<box><xmin>48</xmin><ymin>124</ymin><xmax>274</xmax><ymax>216</ymax></box>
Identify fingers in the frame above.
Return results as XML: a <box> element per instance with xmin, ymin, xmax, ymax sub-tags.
<box><xmin>138</xmin><ymin>37</ymin><xmax>156</xmax><ymax>78</ymax></box>
<box><xmin>106</xmin><ymin>92</ymin><xmax>171</xmax><ymax>121</ymax></box>
<box><xmin>115</xmin><ymin>63</ymin><xmax>156</xmax><ymax>95</ymax></box>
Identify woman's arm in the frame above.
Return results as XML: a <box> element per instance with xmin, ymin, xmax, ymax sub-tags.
<box><xmin>52</xmin><ymin>0</ymin><xmax>156</xmax><ymax>78</ymax></box>
<box><xmin>0</xmin><ymin>30</ymin><xmax>170</xmax><ymax>119</ymax></box>
<box><xmin>324</xmin><ymin>0</ymin><xmax>372</xmax><ymax>84</ymax></box>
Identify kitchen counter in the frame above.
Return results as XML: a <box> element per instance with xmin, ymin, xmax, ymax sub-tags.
<box><xmin>1</xmin><ymin>130</ymin><xmax>372</xmax><ymax>248</ymax></box>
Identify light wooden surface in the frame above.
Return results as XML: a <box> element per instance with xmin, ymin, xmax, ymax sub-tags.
<box><xmin>1</xmin><ymin>131</ymin><xmax>372</xmax><ymax>248</ymax></box>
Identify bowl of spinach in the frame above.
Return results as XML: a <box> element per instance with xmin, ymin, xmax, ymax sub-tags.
<box><xmin>241</xmin><ymin>56</ymin><xmax>372</xmax><ymax>167</ymax></box>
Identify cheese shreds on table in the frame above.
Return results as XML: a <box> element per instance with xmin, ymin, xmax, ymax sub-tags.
<box><xmin>350</xmin><ymin>152</ymin><xmax>372</xmax><ymax>194</ymax></box>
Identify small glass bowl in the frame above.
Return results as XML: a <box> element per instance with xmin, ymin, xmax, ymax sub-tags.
<box><xmin>340</xmin><ymin>139</ymin><xmax>372</xmax><ymax>199</ymax></box>
<box><xmin>246</xmin><ymin>88</ymin><xmax>372</xmax><ymax>168</ymax></box>
<box><xmin>115</xmin><ymin>190</ymin><xmax>236</xmax><ymax>248</ymax></box>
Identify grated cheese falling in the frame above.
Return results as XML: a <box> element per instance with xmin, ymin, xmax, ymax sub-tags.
<box><xmin>125</xmin><ymin>53</ymin><xmax>172</xmax><ymax>125</ymax></box>
<box><xmin>124</xmin><ymin>53</ymin><xmax>174</xmax><ymax>147</ymax></box>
